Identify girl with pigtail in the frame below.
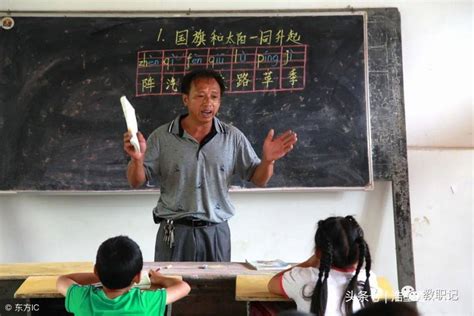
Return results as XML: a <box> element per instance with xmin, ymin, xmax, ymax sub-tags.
<box><xmin>268</xmin><ymin>216</ymin><xmax>378</xmax><ymax>316</ymax></box>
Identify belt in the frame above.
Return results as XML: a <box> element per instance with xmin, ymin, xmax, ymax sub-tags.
<box><xmin>173</xmin><ymin>217</ymin><xmax>217</xmax><ymax>227</ymax></box>
<box><xmin>159</xmin><ymin>218</ymin><xmax>220</xmax><ymax>249</ymax></box>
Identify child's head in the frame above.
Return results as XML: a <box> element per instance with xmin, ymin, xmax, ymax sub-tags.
<box><xmin>95</xmin><ymin>235</ymin><xmax>143</xmax><ymax>289</ymax></box>
<box><xmin>314</xmin><ymin>216</ymin><xmax>366</xmax><ymax>268</ymax></box>
<box><xmin>310</xmin><ymin>216</ymin><xmax>372</xmax><ymax>316</ymax></box>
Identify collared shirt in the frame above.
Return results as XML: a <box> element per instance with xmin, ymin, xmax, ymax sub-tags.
<box><xmin>143</xmin><ymin>115</ymin><xmax>261</xmax><ymax>223</ymax></box>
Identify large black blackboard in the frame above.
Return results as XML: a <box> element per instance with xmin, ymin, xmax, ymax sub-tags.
<box><xmin>0</xmin><ymin>13</ymin><xmax>372</xmax><ymax>190</ymax></box>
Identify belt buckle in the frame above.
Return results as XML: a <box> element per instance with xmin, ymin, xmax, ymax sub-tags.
<box><xmin>192</xmin><ymin>220</ymin><xmax>206</xmax><ymax>227</ymax></box>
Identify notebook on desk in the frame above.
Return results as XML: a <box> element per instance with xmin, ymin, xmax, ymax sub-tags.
<box><xmin>245</xmin><ymin>260</ymin><xmax>291</xmax><ymax>271</ymax></box>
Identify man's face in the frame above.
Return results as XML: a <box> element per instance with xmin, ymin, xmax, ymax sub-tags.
<box><xmin>182</xmin><ymin>77</ymin><xmax>221</xmax><ymax>125</ymax></box>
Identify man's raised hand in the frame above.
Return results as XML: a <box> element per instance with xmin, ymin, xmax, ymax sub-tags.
<box><xmin>123</xmin><ymin>131</ymin><xmax>146</xmax><ymax>160</ymax></box>
<box><xmin>262</xmin><ymin>129</ymin><xmax>298</xmax><ymax>163</ymax></box>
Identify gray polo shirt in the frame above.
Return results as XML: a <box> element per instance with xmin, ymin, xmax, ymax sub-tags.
<box><xmin>143</xmin><ymin>115</ymin><xmax>261</xmax><ymax>223</ymax></box>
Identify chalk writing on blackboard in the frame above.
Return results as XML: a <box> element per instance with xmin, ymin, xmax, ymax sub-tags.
<box><xmin>136</xmin><ymin>45</ymin><xmax>307</xmax><ymax>96</ymax></box>
<box><xmin>152</xmin><ymin>28</ymin><xmax>303</xmax><ymax>47</ymax></box>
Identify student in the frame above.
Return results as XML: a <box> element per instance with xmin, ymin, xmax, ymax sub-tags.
<box><xmin>56</xmin><ymin>235</ymin><xmax>190</xmax><ymax>316</ymax></box>
<box><xmin>124</xmin><ymin>69</ymin><xmax>297</xmax><ymax>262</ymax></box>
<box><xmin>268</xmin><ymin>216</ymin><xmax>378</xmax><ymax>316</ymax></box>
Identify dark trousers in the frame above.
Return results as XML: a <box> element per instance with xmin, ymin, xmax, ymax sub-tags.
<box><xmin>154</xmin><ymin>221</ymin><xmax>231</xmax><ymax>262</ymax></box>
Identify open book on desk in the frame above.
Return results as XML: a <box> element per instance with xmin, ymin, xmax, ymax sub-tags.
<box><xmin>245</xmin><ymin>259</ymin><xmax>292</xmax><ymax>271</ymax></box>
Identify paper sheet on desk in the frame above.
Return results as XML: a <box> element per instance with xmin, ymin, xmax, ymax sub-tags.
<box><xmin>121</xmin><ymin>96</ymin><xmax>140</xmax><ymax>153</ymax></box>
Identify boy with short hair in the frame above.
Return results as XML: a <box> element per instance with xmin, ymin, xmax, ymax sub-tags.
<box><xmin>56</xmin><ymin>235</ymin><xmax>190</xmax><ymax>315</ymax></box>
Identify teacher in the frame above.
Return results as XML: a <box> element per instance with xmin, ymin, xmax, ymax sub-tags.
<box><xmin>123</xmin><ymin>69</ymin><xmax>297</xmax><ymax>262</ymax></box>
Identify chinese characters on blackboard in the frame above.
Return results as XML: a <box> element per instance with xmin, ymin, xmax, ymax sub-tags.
<box><xmin>136</xmin><ymin>28</ymin><xmax>308</xmax><ymax>96</ymax></box>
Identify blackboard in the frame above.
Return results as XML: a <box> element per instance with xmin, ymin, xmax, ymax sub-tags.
<box><xmin>0</xmin><ymin>13</ymin><xmax>372</xmax><ymax>191</ymax></box>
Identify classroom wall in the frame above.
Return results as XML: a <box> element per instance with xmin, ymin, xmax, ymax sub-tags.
<box><xmin>0</xmin><ymin>1</ymin><xmax>472</xmax><ymax>315</ymax></box>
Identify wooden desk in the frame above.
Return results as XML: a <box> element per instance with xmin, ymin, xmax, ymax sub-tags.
<box><xmin>14</xmin><ymin>276</ymin><xmax>62</xmax><ymax>299</ymax></box>
<box><xmin>14</xmin><ymin>275</ymin><xmax>183</xmax><ymax>299</ymax></box>
<box><xmin>236</xmin><ymin>275</ymin><xmax>294</xmax><ymax>315</ymax></box>
<box><xmin>0</xmin><ymin>261</ymin><xmax>272</xmax><ymax>281</ymax></box>
<box><xmin>235</xmin><ymin>274</ymin><xmax>396</xmax><ymax>301</ymax></box>
<box><xmin>1</xmin><ymin>261</ymin><xmax>269</xmax><ymax>316</ymax></box>
<box><xmin>0</xmin><ymin>262</ymin><xmax>93</xmax><ymax>280</ymax></box>
<box><xmin>236</xmin><ymin>275</ymin><xmax>290</xmax><ymax>302</ymax></box>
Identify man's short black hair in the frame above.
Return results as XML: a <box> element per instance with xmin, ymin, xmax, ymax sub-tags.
<box><xmin>95</xmin><ymin>235</ymin><xmax>143</xmax><ymax>289</ymax></box>
<box><xmin>181</xmin><ymin>69</ymin><xmax>226</xmax><ymax>96</ymax></box>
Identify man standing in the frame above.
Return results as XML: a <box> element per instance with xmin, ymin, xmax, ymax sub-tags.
<box><xmin>124</xmin><ymin>69</ymin><xmax>297</xmax><ymax>262</ymax></box>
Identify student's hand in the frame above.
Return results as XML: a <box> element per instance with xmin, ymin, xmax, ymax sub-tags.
<box><xmin>262</xmin><ymin>129</ymin><xmax>298</xmax><ymax>163</ymax></box>
<box><xmin>123</xmin><ymin>131</ymin><xmax>146</xmax><ymax>160</ymax></box>
<box><xmin>148</xmin><ymin>269</ymin><xmax>191</xmax><ymax>304</ymax></box>
<box><xmin>148</xmin><ymin>269</ymin><xmax>165</xmax><ymax>287</ymax></box>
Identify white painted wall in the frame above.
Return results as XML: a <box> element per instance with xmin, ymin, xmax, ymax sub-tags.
<box><xmin>408</xmin><ymin>149</ymin><xmax>472</xmax><ymax>316</ymax></box>
<box><xmin>0</xmin><ymin>1</ymin><xmax>472</xmax><ymax>315</ymax></box>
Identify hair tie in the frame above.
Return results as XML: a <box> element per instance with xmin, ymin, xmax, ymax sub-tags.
<box><xmin>345</xmin><ymin>215</ymin><xmax>355</xmax><ymax>222</ymax></box>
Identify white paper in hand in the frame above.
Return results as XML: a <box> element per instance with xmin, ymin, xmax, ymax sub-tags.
<box><xmin>120</xmin><ymin>96</ymin><xmax>140</xmax><ymax>153</ymax></box>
